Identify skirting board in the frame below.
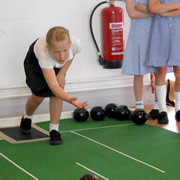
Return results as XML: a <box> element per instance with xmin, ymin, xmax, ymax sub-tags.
<box><xmin>0</xmin><ymin>110</ymin><xmax>74</xmax><ymax>128</ymax></box>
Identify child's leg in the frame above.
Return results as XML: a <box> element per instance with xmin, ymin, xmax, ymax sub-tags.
<box><xmin>20</xmin><ymin>93</ymin><xmax>44</xmax><ymax>134</ymax></box>
<box><xmin>49</xmin><ymin>96</ymin><xmax>63</xmax><ymax>145</ymax></box>
<box><xmin>173</xmin><ymin>66</ymin><xmax>180</xmax><ymax>121</ymax></box>
<box><xmin>148</xmin><ymin>73</ymin><xmax>160</xmax><ymax>119</ymax></box>
<box><xmin>155</xmin><ymin>66</ymin><xmax>168</xmax><ymax>124</ymax></box>
<box><xmin>134</xmin><ymin>75</ymin><xmax>144</xmax><ymax>109</ymax></box>
<box><xmin>25</xmin><ymin>93</ymin><xmax>44</xmax><ymax>116</ymax></box>
<box><xmin>49</xmin><ymin>96</ymin><xmax>63</xmax><ymax>127</ymax></box>
<box><xmin>155</xmin><ymin>67</ymin><xmax>167</xmax><ymax>111</ymax></box>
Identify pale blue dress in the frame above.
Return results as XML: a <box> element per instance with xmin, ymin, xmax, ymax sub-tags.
<box><xmin>146</xmin><ymin>0</ymin><xmax>180</xmax><ymax>67</ymax></box>
<box><xmin>122</xmin><ymin>0</ymin><xmax>155</xmax><ymax>75</ymax></box>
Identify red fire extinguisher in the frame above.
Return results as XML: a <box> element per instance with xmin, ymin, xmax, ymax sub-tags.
<box><xmin>90</xmin><ymin>0</ymin><xmax>124</xmax><ymax>69</ymax></box>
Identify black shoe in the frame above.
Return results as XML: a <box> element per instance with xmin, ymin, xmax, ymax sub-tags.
<box><xmin>50</xmin><ymin>130</ymin><xmax>62</xmax><ymax>145</ymax></box>
<box><xmin>147</xmin><ymin>109</ymin><xmax>159</xmax><ymax>119</ymax></box>
<box><xmin>20</xmin><ymin>117</ymin><xmax>32</xmax><ymax>135</ymax></box>
<box><xmin>158</xmin><ymin>111</ymin><xmax>169</xmax><ymax>124</ymax></box>
<box><xmin>175</xmin><ymin>110</ymin><xmax>180</xmax><ymax>121</ymax></box>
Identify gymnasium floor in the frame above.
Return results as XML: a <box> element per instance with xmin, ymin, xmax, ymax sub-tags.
<box><xmin>0</xmin><ymin>106</ymin><xmax>180</xmax><ymax>180</ymax></box>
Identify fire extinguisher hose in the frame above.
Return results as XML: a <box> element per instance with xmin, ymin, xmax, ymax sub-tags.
<box><xmin>89</xmin><ymin>1</ymin><xmax>108</xmax><ymax>65</ymax></box>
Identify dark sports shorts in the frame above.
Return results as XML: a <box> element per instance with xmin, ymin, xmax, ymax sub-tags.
<box><xmin>24</xmin><ymin>39</ymin><xmax>61</xmax><ymax>97</ymax></box>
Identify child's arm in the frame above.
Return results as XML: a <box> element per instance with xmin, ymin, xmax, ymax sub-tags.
<box><xmin>56</xmin><ymin>59</ymin><xmax>73</xmax><ymax>88</ymax></box>
<box><xmin>126</xmin><ymin>0</ymin><xmax>153</xmax><ymax>19</ymax></box>
<box><xmin>160</xmin><ymin>8</ymin><xmax>180</xmax><ymax>17</ymax></box>
<box><xmin>135</xmin><ymin>2</ymin><xmax>153</xmax><ymax>16</ymax></box>
<box><xmin>42</xmin><ymin>68</ymin><xmax>87</xmax><ymax>108</ymax></box>
<box><xmin>149</xmin><ymin>0</ymin><xmax>180</xmax><ymax>14</ymax></box>
<box><xmin>58</xmin><ymin>59</ymin><xmax>73</xmax><ymax>77</ymax></box>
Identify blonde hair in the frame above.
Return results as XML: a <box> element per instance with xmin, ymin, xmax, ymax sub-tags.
<box><xmin>46</xmin><ymin>26</ymin><xmax>70</xmax><ymax>48</ymax></box>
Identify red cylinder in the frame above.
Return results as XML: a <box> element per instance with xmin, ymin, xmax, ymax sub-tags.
<box><xmin>101</xmin><ymin>3</ymin><xmax>124</xmax><ymax>68</ymax></box>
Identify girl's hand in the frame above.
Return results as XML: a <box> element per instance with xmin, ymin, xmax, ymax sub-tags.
<box><xmin>136</xmin><ymin>2</ymin><xmax>148</xmax><ymax>13</ymax></box>
<box><xmin>70</xmin><ymin>97</ymin><xmax>88</xmax><ymax>108</ymax></box>
<box><xmin>155</xmin><ymin>0</ymin><xmax>161</xmax><ymax>5</ymax></box>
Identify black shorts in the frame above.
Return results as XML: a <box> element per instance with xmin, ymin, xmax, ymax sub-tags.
<box><xmin>24</xmin><ymin>40</ymin><xmax>61</xmax><ymax>97</ymax></box>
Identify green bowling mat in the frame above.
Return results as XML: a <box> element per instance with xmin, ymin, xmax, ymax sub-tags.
<box><xmin>0</xmin><ymin>117</ymin><xmax>180</xmax><ymax>180</ymax></box>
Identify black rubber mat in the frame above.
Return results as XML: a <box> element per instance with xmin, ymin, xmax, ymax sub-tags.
<box><xmin>0</xmin><ymin>127</ymin><xmax>49</xmax><ymax>141</ymax></box>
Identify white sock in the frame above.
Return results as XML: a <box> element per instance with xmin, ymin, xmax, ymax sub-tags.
<box><xmin>23</xmin><ymin>113</ymin><xmax>33</xmax><ymax>120</ymax></box>
<box><xmin>155</xmin><ymin>85</ymin><xmax>167</xmax><ymax>112</ymax></box>
<box><xmin>49</xmin><ymin>123</ymin><xmax>59</xmax><ymax>132</ymax></box>
<box><xmin>136</xmin><ymin>101</ymin><xmax>144</xmax><ymax>109</ymax></box>
<box><xmin>175</xmin><ymin>91</ymin><xmax>180</xmax><ymax>112</ymax></box>
<box><xmin>153</xmin><ymin>99</ymin><xmax>159</xmax><ymax>110</ymax></box>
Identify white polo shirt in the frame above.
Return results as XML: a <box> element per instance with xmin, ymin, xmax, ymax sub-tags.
<box><xmin>34</xmin><ymin>36</ymin><xmax>81</xmax><ymax>69</ymax></box>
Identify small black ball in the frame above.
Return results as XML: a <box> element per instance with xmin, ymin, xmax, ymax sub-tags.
<box><xmin>115</xmin><ymin>105</ymin><xmax>131</xmax><ymax>121</ymax></box>
<box><xmin>80</xmin><ymin>174</ymin><xmax>99</xmax><ymax>180</ymax></box>
<box><xmin>73</xmin><ymin>108</ymin><xmax>89</xmax><ymax>122</ymax></box>
<box><xmin>131</xmin><ymin>109</ymin><xmax>148</xmax><ymax>125</ymax></box>
<box><xmin>104</xmin><ymin>103</ymin><xmax>118</xmax><ymax>118</ymax></box>
<box><xmin>90</xmin><ymin>106</ymin><xmax>105</xmax><ymax>121</ymax></box>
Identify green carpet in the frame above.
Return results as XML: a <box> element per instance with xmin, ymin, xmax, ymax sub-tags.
<box><xmin>0</xmin><ymin>117</ymin><xmax>180</xmax><ymax>180</ymax></box>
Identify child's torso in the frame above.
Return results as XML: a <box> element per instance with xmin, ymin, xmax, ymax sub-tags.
<box><xmin>130</xmin><ymin>0</ymin><xmax>152</xmax><ymax>35</ymax></box>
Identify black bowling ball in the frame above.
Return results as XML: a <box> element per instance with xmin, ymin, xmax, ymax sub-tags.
<box><xmin>73</xmin><ymin>108</ymin><xmax>89</xmax><ymax>122</ymax></box>
<box><xmin>80</xmin><ymin>174</ymin><xmax>99</xmax><ymax>180</ymax></box>
<box><xmin>104</xmin><ymin>103</ymin><xmax>118</xmax><ymax>118</ymax></box>
<box><xmin>115</xmin><ymin>105</ymin><xmax>131</xmax><ymax>120</ymax></box>
<box><xmin>90</xmin><ymin>106</ymin><xmax>105</xmax><ymax>121</ymax></box>
<box><xmin>131</xmin><ymin>109</ymin><xmax>148</xmax><ymax>125</ymax></box>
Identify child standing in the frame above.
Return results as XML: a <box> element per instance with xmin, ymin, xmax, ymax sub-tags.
<box><xmin>122</xmin><ymin>0</ymin><xmax>159</xmax><ymax>118</ymax></box>
<box><xmin>20</xmin><ymin>26</ymin><xmax>87</xmax><ymax>145</ymax></box>
<box><xmin>147</xmin><ymin>0</ymin><xmax>180</xmax><ymax>123</ymax></box>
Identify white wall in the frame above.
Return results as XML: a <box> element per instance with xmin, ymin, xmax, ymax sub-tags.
<box><xmin>0</xmin><ymin>0</ymin><xmax>153</xmax><ymax>119</ymax></box>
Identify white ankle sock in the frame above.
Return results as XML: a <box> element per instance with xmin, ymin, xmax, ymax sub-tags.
<box><xmin>175</xmin><ymin>91</ymin><xmax>180</xmax><ymax>112</ymax></box>
<box><xmin>23</xmin><ymin>113</ymin><xmax>33</xmax><ymax>120</ymax></box>
<box><xmin>136</xmin><ymin>101</ymin><xmax>144</xmax><ymax>109</ymax></box>
<box><xmin>155</xmin><ymin>85</ymin><xmax>167</xmax><ymax>112</ymax></box>
<box><xmin>49</xmin><ymin>123</ymin><xmax>59</xmax><ymax>132</ymax></box>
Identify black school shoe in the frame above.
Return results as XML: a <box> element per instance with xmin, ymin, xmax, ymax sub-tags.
<box><xmin>147</xmin><ymin>109</ymin><xmax>159</xmax><ymax>119</ymax></box>
<box><xmin>175</xmin><ymin>110</ymin><xmax>180</xmax><ymax>121</ymax></box>
<box><xmin>49</xmin><ymin>130</ymin><xmax>62</xmax><ymax>145</ymax></box>
<box><xmin>20</xmin><ymin>117</ymin><xmax>32</xmax><ymax>135</ymax></box>
<box><xmin>158</xmin><ymin>111</ymin><xmax>169</xmax><ymax>124</ymax></box>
